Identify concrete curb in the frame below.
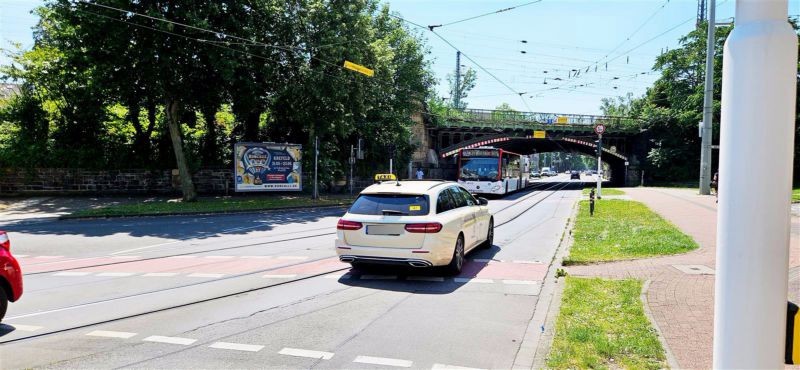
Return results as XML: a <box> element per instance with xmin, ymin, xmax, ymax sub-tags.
<box><xmin>641</xmin><ymin>279</ymin><xmax>681</xmax><ymax>370</ymax></box>
<box><xmin>58</xmin><ymin>203</ymin><xmax>351</xmax><ymax>220</ymax></box>
<box><xmin>512</xmin><ymin>199</ymin><xmax>577</xmax><ymax>369</ymax></box>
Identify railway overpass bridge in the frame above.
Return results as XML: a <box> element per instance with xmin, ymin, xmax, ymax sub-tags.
<box><xmin>411</xmin><ymin>108</ymin><xmax>648</xmax><ymax>185</ymax></box>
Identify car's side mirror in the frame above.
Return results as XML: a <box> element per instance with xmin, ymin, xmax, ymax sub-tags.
<box><xmin>478</xmin><ymin>197</ymin><xmax>489</xmax><ymax>206</ymax></box>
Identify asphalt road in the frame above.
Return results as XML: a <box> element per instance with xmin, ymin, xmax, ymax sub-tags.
<box><xmin>0</xmin><ymin>178</ymin><xmax>585</xmax><ymax>369</ymax></box>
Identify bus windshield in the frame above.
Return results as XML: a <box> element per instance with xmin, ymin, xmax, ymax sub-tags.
<box><xmin>460</xmin><ymin>157</ymin><xmax>499</xmax><ymax>181</ymax></box>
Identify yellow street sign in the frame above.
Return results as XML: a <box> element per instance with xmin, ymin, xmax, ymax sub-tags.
<box><xmin>533</xmin><ymin>130</ymin><xmax>546</xmax><ymax>139</ymax></box>
<box><xmin>374</xmin><ymin>173</ymin><xmax>397</xmax><ymax>181</ymax></box>
<box><xmin>344</xmin><ymin>60</ymin><xmax>374</xmax><ymax>77</ymax></box>
<box><xmin>556</xmin><ymin>116</ymin><xmax>569</xmax><ymax>124</ymax></box>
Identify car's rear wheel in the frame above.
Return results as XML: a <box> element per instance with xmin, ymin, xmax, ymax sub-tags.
<box><xmin>480</xmin><ymin>218</ymin><xmax>494</xmax><ymax>249</ymax></box>
<box><xmin>445</xmin><ymin>235</ymin><xmax>465</xmax><ymax>275</ymax></box>
<box><xmin>0</xmin><ymin>286</ymin><xmax>8</xmax><ymax>322</ymax></box>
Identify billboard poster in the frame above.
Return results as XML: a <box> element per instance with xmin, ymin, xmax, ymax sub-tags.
<box><xmin>234</xmin><ymin>142</ymin><xmax>302</xmax><ymax>192</ymax></box>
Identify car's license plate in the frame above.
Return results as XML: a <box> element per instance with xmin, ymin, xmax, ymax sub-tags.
<box><xmin>366</xmin><ymin>225</ymin><xmax>403</xmax><ymax>235</ymax></box>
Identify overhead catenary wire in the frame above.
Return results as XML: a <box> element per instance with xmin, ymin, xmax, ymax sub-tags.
<box><xmin>430</xmin><ymin>0</ymin><xmax>543</xmax><ymax>29</ymax></box>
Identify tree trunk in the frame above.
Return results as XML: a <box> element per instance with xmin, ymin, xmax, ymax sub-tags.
<box><xmin>165</xmin><ymin>98</ymin><xmax>197</xmax><ymax>202</ymax></box>
<box><xmin>202</xmin><ymin>106</ymin><xmax>218</xmax><ymax>165</ymax></box>
<box><xmin>244</xmin><ymin>110</ymin><xmax>260</xmax><ymax>141</ymax></box>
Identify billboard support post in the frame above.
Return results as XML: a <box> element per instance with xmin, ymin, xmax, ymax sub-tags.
<box><xmin>314</xmin><ymin>136</ymin><xmax>319</xmax><ymax>200</ymax></box>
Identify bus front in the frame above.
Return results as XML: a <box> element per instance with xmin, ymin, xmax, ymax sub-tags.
<box><xmin>458</xmin><ymin>148</ymin><xmax>503</xmax><ymax>195</ymax></box>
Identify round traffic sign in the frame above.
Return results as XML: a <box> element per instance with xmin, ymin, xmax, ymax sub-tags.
<box><xmin>594</xmin><ymin>124</ymin><xmax>606</xmax><ymax>135</ymax></box>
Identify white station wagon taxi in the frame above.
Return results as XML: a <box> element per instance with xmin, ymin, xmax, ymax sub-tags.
<box><xmin>336</xmin><ymin>175</ymin><xmax>493</xmax><ymax>274</ymax></box>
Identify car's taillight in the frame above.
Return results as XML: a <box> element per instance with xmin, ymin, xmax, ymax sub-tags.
<box><xmin>404</xmin><ymin>222</ymin><xmax>443</xmax><ymax>233</ymax></box>
<box><xmin>337</xmin><ymin>219</ymin><xmax>363</xmax><ymax>231</ymax></box>
<box><xmin>0</xmin><ymin>231</ymin><xmax>9</xmax><ymax>252</ymax></box>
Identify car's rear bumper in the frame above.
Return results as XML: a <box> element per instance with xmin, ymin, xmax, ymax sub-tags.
<box><xmin>335</xmin><ymin>239</ymin><xmax>453</xmax><ymax>267</ymax></box>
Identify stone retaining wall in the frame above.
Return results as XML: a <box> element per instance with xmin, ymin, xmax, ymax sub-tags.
<box><xmin>0</xmin><ymin>168</ymin><xmax>234</xmax><ymax>195</ymax></box>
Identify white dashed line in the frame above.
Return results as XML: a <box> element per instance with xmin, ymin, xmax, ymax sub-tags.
<box><xmin>86</xmin><ymin>330</ymin><xmax>137</xmax><ymax>339</ymax></box>
<box><xmin>143</xmin><ymin>272</ymin><xmax>180</xmax><ymax>277</ymax></box>
<box><xmin>262</xmin><ymin>274</ymin><xmax>297</xmax><ymax>279</ymax></box>
<box><xmin>143</xmin><ymin>335</ymin><xmax>197</xmax><ymax>345</ymax></box>
<box><xmin>512</xmin><ymin>260</ymin><xmax>541</xmax><ymax>264</ymax></box>
<box><xmin>110</xmin><ymin>256</ymin><xmax>140</xmax><ymax>259</ymax></box>
<box><xmin>96</xmin><ymin>272</ymin><xmax>136</xmax><ymax>277</ymax></box>
<box><xmin>209</xmin><ymin>342</ymin><xmax>264</xmax><ymax>352</ymax></box>
<box><xmin>187</xmin><ymin>273</ymin><xmax>225</xmax><ymax>278</ymax></box>
<box><xmin>277</xmin><ymin>256</ymin><xmax>308</xmax><ymax>260</ymax></box>
<box><xmin>35</xmin><ymin>256</ymin><xmax>63</xmax><ymax>259</ymax></box>
<box><xmin>12</xmin><ymin>324</ymin><xmax>43</xmax><ymax>332</ymax></box>
<box><xmin>502</xmin><ymin>280</ymin><xmax>539</xmax><ymax>285</ymax></box>
<box><xmin>278</xmin><ymin>347</ymin><xmax>334</xmax><ymax>360</ymax></box>
<box><xmin>431</xmin><ymin>363</ymin><xmax>485</xmax><ymax>370</ymax></box>
<box><xmin>361</xmin><ymin>275</ymin><xmax>398</xmax><ymax>280</ymax></box>
<box><xmin>204</xmin><ymin>255</ymin><xmax>235</xmax><ymax>259</ymax></box>
<box><xmin>53</xmin><ymin>272</ymin><xmax>92</xmax><ymax>277</ymax></box>
<box><xmin>14</xmin><ymin>255</ymin><xmax>28</xmax><ymax>258</ymax></box>
<box><xmin>453</xmin><ymin>278</ymin><xmax>494</xmax><ymax>284</ymax></box>
<box><xmin>407</xmin><ymin>276</ymin><xmax>445</xmax><ymax>282</ymax></box>
<box><xmin>354</xmin><ymin>355</ymin><xmax>413</xmax><ymax>368</ymax></box>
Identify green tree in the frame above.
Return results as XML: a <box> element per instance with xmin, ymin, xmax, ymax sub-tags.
<box><xmin>447</xmin><ymin>67</ymin><xmax>476</xmax><ymax>109</ymax></box>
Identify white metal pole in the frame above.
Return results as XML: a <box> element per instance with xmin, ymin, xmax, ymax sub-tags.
<box><xmin>596</xmin><ymin>134</ymin><xmax>602</xmax><ymax>198</ymax></box>
<box><xmin>699</xmin><ymin>0</ymin><xmax>715</xmax><ymax>195</ymax></box>
<box><xmin>713</xmin><ymin>1</ymin><xmax>796</xmax><ymax>368</ymax></box>
<box><xmin>389</xmin><ymin>158</ymin><xmax>393</xmax><ymax>175</ymax></box>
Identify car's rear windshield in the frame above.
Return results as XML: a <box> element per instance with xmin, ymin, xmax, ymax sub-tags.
<box><xmin>349</xmin><ymin>194</ymin><xmax>430</xmax><ymax>216</ymax></box>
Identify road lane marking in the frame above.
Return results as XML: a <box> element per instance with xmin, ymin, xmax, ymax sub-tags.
<box><xmin>187</xmin><ymin>273</ymin><xmax>225</xmax><ymax>278</ymax></box>
<box><xmin>209</xmin><ymin>342</ymin><xmax>264</xmax><ymax>352</ymax></box>
<box><xmin>511</xmin><ymin>260</ymin><xmax>542</xmax><ymax>264</ymax></box>
<box><xmin>14</xmin><ymin>255</ymin><xmax>28</xmax><ymax>258</ymax></box>
<box><xmin>12</xmin><ymin>324</ymin><xmax>43</xmax><ymax>331</ymax></box>
<box><xmin>323</xmin><ymin>274</ymin><xmax>351</xmax><ymax>279</ymax></box>
<box><xmin>263</xmin><ymin>274</ymin><xmax>297</xmax><ymax>279</ymax></box>
<box><xmin>431</xmin><ymin>364</ymin><xmax>485</xmax><ymax>370</ymax></box>
<box><xmin>110</xmin><ymin>256</ymin><xmax>140</xmax><ymax>259</ymax></box>
<box><xmin>86</xmin><ymin>330</ymin><xmax>137</xmax><ymax>339</ymax></box>
<box><xmin>361</xmin><ymin>275</ymin><xmax>398</xmax><ymax>280</ymax></box>
<box><xmin>53</xmin><ymin>272</ymin><xmax>92</xmax><ymax>277</ymax></box>
<box><xmin>110</xmin><ymin>241</ymin><xmax>182</xmax><ymax>255</ymax></box>
<box><xmin>353</xmin><ymin>355</ymin><xmax>413</xmax><ymax>367</ymax></box>
<box><xmin>407</xmin><ymin>276</ymin><xmax>445</xmax><ymax>282</ymax></box>
<box><xmin>453</xmin><ymin>278</ymin><xmax>494</xmax><ymax>284</ymax></box>
<box><xmin>96</xmin><ymin>272</ymin><xmax>136</xmax><ymax>277</ymax></box>
<box><xmin>502</xmin><ymin>280</ymin><xmax>539</xmax><ymax>285</ymax></box>
<box><xmin>143</xmin><ymin>272</ymin><xmax>180</xmax><ymax>277</ymax></box>
<box><xmin>143</xmin><ymin>335</ymin><xmax>197</xmax><ymax>345</ymax></box>
<box><xmin>278</xmin><ymin>347</ymin><xmax>334</xmax><ymax>360</ymax></box>
<box><xmin>35</xmin><ymin>256</ymin><xmax>63</xmax><ymax>259</ymax></box>
<box><xmin>277</xmin><ymin>256</ymin><xmax>308</xmax><ymax>260</ymax></box>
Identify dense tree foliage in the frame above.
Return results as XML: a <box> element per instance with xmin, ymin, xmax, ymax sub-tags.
<box><xmin>601</xmin><ymin>22</ymin><xmax>800</xmax><ymax>184</ymax></box>
<box><xmin>0</xmin><ymin>0</ymin><xmax>434</xmax><ymax>200</ymax></box>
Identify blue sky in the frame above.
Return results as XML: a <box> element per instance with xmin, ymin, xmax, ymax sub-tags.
<box><xmin>3</xmin><ymin>0</ymin><xmax>799</xmax><ymax>114</ymax></box>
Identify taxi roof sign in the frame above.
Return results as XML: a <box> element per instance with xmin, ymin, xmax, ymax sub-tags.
<box><xmin>374</xmin><ymin>173</ymin><xmax>397</xmax><ymax>182</ymax></box>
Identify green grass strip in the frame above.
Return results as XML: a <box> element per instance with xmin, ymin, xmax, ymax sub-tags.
<box><xmin>70</xmin><ymin>196</ymin><xmax>353</xmax><ymax>218</ymax></box>
<box><xmin>582</xmin><ymin>188</ymin><xmax>625</xmax><ymax>196</ymax></box>
<box><xmin>547</xmin><ymin>277</ymin><xmax>667</xmax><ymax>370</ymax></box>
<box><xmin>793</xmin><ymin>188</ymin><xmax>800</xmax><ymax>203</ymax></box>
<box><xmin>565</xmin><ymin>199</ymin><xmax>697</xmax><ymax>264</ymax></box>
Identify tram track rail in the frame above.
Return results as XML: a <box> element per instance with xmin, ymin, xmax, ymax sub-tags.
<box><xmin>2</xmin><ymin>180</ymin><xmax>580</xmax><ymax>343</ymax></box>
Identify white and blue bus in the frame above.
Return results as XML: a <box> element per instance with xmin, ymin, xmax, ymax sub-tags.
<box><xmin>457</xmin><ymin>147</ymin><xmax>529</xmax><ymax>196</ymax></box>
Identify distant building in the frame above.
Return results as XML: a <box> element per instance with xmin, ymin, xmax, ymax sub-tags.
<box><xmin>0</xmin><ymin>84</ymin><xmax>20</xmax><ymax>100</ymax></box>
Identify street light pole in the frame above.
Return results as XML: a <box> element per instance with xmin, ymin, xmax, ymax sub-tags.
<box><xmin>713</xmin><ymin>0</ymin><xmax>797</xmax><ymax>368</ymax></box>
<box><xmin>699</xmin><ymin>0</ymin><xmax>715</xmax><ymax>195</ymax></box>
